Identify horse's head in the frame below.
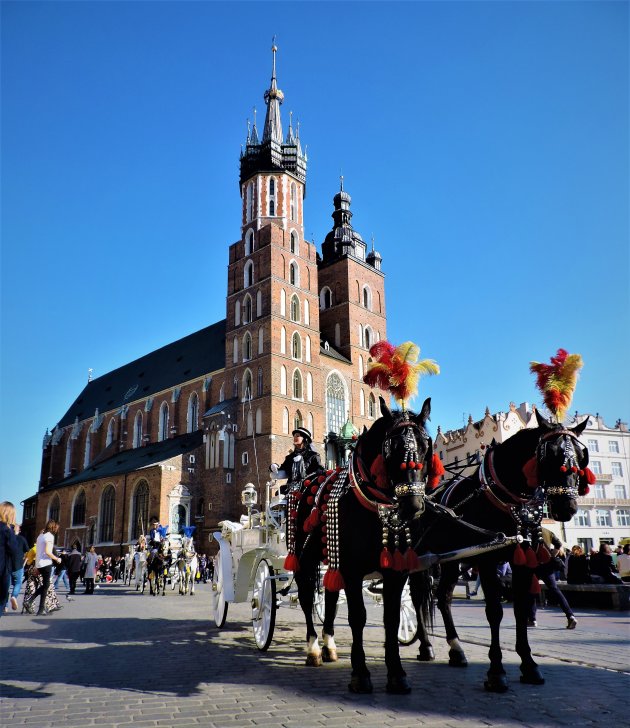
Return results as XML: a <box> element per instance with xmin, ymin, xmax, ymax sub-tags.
<box><xmin>360</xmin><ymin>396</ymin><xmax>433</xmax><ymax>519</ymax></box>
<box><xmin>531</xmin><ymin>410</ymin><xmax>589</xmax><ymax>521</ymax></box>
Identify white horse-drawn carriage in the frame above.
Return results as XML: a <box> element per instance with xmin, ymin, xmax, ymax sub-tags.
<box><xmin>210</xmin><ymin>481</ymin><xmax>421</xmax><ymax>651</ymax></box>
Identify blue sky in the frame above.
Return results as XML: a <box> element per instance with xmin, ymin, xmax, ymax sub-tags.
<box><xmin>2</xmin><ymin>1</ymin><xmax>628</xmax><ymax>518</ymax></box>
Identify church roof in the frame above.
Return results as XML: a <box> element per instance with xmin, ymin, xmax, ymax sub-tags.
<box><xmin>57</xmin><ymin>320</ymin><xmax>226</xmax><ymax>429</ymax></box>
<box><xmin>48</xmin><ymin>430</ymin><xmax>204</xmax><ymax>489</ymax></box>
<box><xmin>320</xmin><ymin>341</ymin><xmax>352</xmax><ymax>364</ymax></box>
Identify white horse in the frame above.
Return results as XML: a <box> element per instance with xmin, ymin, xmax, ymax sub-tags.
<box><xmin>134</xmin><ymin>547</ymin><xmax>148</xmax><ymax>593</ymax></box>
<box><xmin>123</xmin><ymin>545</ymin><xmax>135</xmax><ymax>585</ymax></box>
<box><xmin>176</xmin><ymin>536</ymin><xmax>198</xmax><ymax>596</ymax></box>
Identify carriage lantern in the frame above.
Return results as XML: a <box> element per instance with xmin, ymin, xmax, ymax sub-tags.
<box><xmin>241</xmin><ymin>483</ymin><xmax>257</xmax><ymax>528</ymax></box>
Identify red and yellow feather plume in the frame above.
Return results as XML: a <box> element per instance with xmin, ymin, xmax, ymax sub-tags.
<box><xmin>529</xmin><ymin>348</ymin><xmax>583</xmax><ymax>422</ymax></box>
<box><xmin>364</xmin><ymin>340</ymin><xmax>439</xmax><ymax>409</ymax></box>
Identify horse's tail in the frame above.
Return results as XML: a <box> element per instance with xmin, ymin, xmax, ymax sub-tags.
<box><xmin>409</xmin><ymin>570</ymin><xmax>434</xmax><ymax>632</ymax></box>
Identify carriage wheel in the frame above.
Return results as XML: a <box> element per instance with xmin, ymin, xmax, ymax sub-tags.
<box><xmin>398</xmin><ymin>577</ymin><xmax>419</xmax><ymax>646</ymax></box>
<box><xmin>212</xmin><ymin>561</ymin><xmax>229</xmax><ymax>628</ymax></box>
<box><xmin>252</xmin><ymin>559</ymin><xmax>276</xmax><ymax>651</ymax></box>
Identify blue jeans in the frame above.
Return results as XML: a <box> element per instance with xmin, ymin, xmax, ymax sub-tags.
<box><xmin>11</xmin><ymin>567</ymin><xmax>24</xmax><ymax>599</ymax></box>
<box><xmin>0</xmin><ymin>570</ymin><xmax>10</xmax><ymax>617</ymax></box>
<box><xmin>54</xmin><ymin>569</ymin><xmax>69</xmax><ymax>590</ymax></box>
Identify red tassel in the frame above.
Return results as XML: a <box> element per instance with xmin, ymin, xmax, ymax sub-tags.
<box><xmin>530</xmin><ymin>574</ymin><xmax>541</xmax><ymax>594</ymax></box>
<box><xmin>380</xmin><ymin>547</ymin><xmax>393</xmax><ymax>569</ymax></box>
<box><xmin>303</xmin><ymin>509</ymin><xmax>320</xmax><ymax>533</ymax></box>
<box><xmin>537</xmin><ymin>544</ymin><xmax>551</xmax><ymax>564</ymax></box>
<box><xmin>526</xmin><ymin>547</ymin><xmax>538</xmax><ymax>569</ymax></box>
<box><xmin>405</xmin><ymin>548</ymin><xmax>419</xmax><ymax>571</ymax></box>
<box><xmin>370</xmin><ymin>454</ymin><xmax>388</xmax><ymax>489</ymax></box>
<box><xmin>513</xmin><ymin>543</ymin><xmax>526</xmax><ymax>566</ymax></box>
<box><xmin>283</xmin><ymin>553</ymin><xmax>300</xmax><ymax>573</ymax></box>
<box><xmin>522</xmin><ymin>456</ymin><xmax>538</xmax><ymax>488</ymax></box>
<box><xmin>323</xmin><ymin>568</ymin><xmax>345</xmax><ymax>592</ymax></box>
<box><xmin>393</xmin><ymin>548</ymin><xmax>405</xmax><ymax>571</ymax></box>
<box><xmin>584</xmin><ymin>467</ymin><xmax>596</xmax><ymax>485</ymax></box>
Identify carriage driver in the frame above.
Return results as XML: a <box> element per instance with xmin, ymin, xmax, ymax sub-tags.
<box><xmin>269</xmin><ymin>427</ymin><xmax>324</xmax><ymax>494</ymax></box>
<box><xmin>148</xmin><ymin>518</ymin><xmax>164</xmax><ymax>554</ymax></box>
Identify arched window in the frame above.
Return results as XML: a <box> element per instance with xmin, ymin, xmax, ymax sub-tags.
<box><xmin>280</xmin><ymin>289</ymin><xmax>286</xmax><ymax>316</ymax></box>
<box><xmin>246</xmin><ymin>182</ymin><xmax>254</xmax><ymax>222</ymax></box>
<box><xmin>235</xmin><ymin>299</ymin><xmax>241</xmax><ymax>326</ymax></box>
<box><xmin>83</xmin><ymin>431</ymin><xmax>92</xmax><ymax>467</ymax></box>
<box><xmin>133</xmin><ymin>411</ymin><xmax>143</xmax><ymax>447</ymax></box>
<box><xmin>244</xmin><ymin>229</ymin><xmax>254</xmax><ymax>256</ymax></box>
<box><xmin>219</xmin><ymin>382</ymin><xmax>225</xmax><ymax>402</ymax></box>
<box><xmin>362</xmin><ymin>285</ymin><xmax>372</xmax><ymax>310</ymax></box>
<box><xmin>280</xmin><ymin>326</ymin><xmax>286</xmax><ymax>354</ymax></box>
<box><xmin>305</xmin><ymin>335</ymin><xmax>311</xmax><ymax>362</ymax></box>
<box><xmin>258</xmin><ymin>327</ymin><xmax>264</xmax><ymax>354</ymax></box>
<box><xmin>290</xmin><ymin>183</ymin><xmax>297</xmax><ymax>222</ymax></box>
<box><xmin>64</xmin><ymin>437</ymin><xmax>73</xmax><ymax>477</ymax></box>
<box><xmin>292</xmin><ymin>369</ymin><xmax>303</xmax><ymax>399</ymax></box>
<box><xmin>290</xmin><ymin>295</ymin><xmax>300</xmax><ymax>322</ymax></box>
<box><xmin>364</xmin><ymin>326</ymin><xmax>373</xmax><ymax>349</ymax></box>
<box><xmin>233</xmin><ymin>375</ymin><xmax>239</xmax><ymax>398</ymax></box>
<box><xmin>359</xmin><ymin>355</ymin><xmax>364</xmax><ymax>379</ymax></box>
<box><xmin>48</xmin><ymin>494</ymin><xmax>60</xmax><ymax>523</ymax></box>
<box><xmin>243</xmin><ymin>331</ymin><xmax>252</xmax><ymax>361</ymax></box>
<box><xmin>72</xmin><ymin>489</ymin><xmax>86</xmax><ymax>526</ymax></box>
<box><xmin>255</xmin><ymin>408</ymin><xmax>262</xmax><ymax>434</ymax></box>
<box><xmin>242</xmin><ymin>369</ymin><xmax>253</xmax><ymax>400</ymax></box>
<box><xmin>243</xmin><ymin>294</ymin><xmax>252</xmax><ymax>323</ymax></box>
<box><xmin>106</xmin><ymin>419</ymin><xmax>115</xmax><ymax>447</ymax></box>
<box><xmin>99</xmin><ymin>485</ymin><xmax>116</xmax><ymax>542</ymax></box>
<box><xmin>320</xmin><ymin>287</ymin><xmax>333</xmax><ymax>309</ymax></box>
<box><xmin>307</xmin><ymin>372</ymin><xmax>313</xmax><ymax>402</ymax></box>
<box><xmin>233</xmin><ymin>336</ymin><xmax>239</xmax><ymax>364</ymax></box>
<box><xmin>335</xmin><ymin>323</ymin><xmax>341</xmax><ymax>347</ymax></box>
<box><xmin>326</xmin><ymin>373</ymin><xmax>346</xmax><ymax>435</ymax></box>
<box><xmin>280</xmin><ymin>365</ymin><xmax>287</xmax><ymax>395</ymax></box>
<box><xmin>360</xmin><ymin>389</ymin><xmax>365</xmax><ymax>416</ymax></box>
<box><xmin>290</xmin><ymin>229</ymin><xmax>297</xmax><ymax>253</ymax></box>
<box><xmin>304</xmin><ymin>299</ymin><xmax>310</xmax><ymax>325</ymax></box>
<box><xmin>289</xmin><ymin>261</ymin><xmax>298</xmax><ymax>286</ymax></box>
<box><xmin>292</xmin><ymin>332</ymin><xmax>301</xmax><ymax>360</ymax></box>
<box><xmin>131</xmin><ymin>480</ymin><xmax>149</xmax><ymax>540</ymax></box>
<box><xmin>158</xmin><ymin>402</ymin><xmax>169</xmax><ymax>441</ymax></box>
<box><xmin>282</xmin><ymin>407</ymin><xmax>289</xmax><ymax>434</ymax></box>
<box><xmin>368</xmin><ymin>393</ymin><xmax>376</xmax><ymax>419</ymax></box>
<box><xmin>256</xmin><ymin>290</ymin><xmax>262</xmax><ymax>317</ymax></box>
<box><xmin>257</xmin><ymin>367</ymin><xmax>263</xmax><ymax>396</ymax></box>
<box><xmin>268</xmin><ymin>176</ymin><xmax>276</xmax><ymax>215</ymax></box>
<box><xmin>187</xmin><ymin>392</ymin><xmax>199</xmax><ymax>433</ymax></box>
<box><xmin>244</xmin><ymin>260</ymin><xmax>254</xmax><ymax>288</ymax></box>
<box><xmin>294</xmin><ymin>410</ymin><xmax>303</xmax><ymax>431</ymax></box>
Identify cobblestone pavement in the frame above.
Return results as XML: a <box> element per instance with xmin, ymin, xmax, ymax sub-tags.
<box><xmin>1</xmin><ymin>581</ymin><xmax>628</xmax><ymax>727</ymax></box>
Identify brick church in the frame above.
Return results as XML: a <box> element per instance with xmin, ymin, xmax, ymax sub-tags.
<box><xmin>23</xmin><ymin>46</ymin><xmax>387</xmax><ymax>554</ymax></box>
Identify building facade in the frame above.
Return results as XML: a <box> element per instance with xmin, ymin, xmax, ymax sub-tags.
<box><xmin>435</xmin><ymin>404</ymin><xmax>630</xmax><ymax>549</ymax></box>
<box><xmin>23</xmin><ymin>47</ymin><xmax>387</xmax><ymax>555</ymax></box>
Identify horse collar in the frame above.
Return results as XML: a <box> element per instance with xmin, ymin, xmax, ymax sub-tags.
<box><xmin>480</xmin><ymin>447</ymin><xmax>533</xmax><ymax>513</ymax></box>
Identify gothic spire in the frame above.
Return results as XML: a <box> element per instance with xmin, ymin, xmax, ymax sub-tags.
<box><xmin>262</xmin><ymin>40</ymin><xmax>284</xmax><ymax>144</ymax></box>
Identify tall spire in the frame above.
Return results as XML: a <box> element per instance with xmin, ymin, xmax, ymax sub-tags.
<box><xmin>262</xmin><ymin>39</ymin><xmax>284</xmax><ymax>144</ymax></box>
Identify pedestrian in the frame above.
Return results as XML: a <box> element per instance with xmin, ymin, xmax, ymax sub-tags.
<box><xmin>84</xmin><ymin>545</ymin><xmax>99</xmax><ymax>594</ymax></box>
<box><xmin>567</xmin><ymin>545</ymin><xmax>590</xmax><ymax>584</ymax></box>
<box><xmin>8</xmin><ymin>523</ymin><xmax>30</xmax><ymax>611</ymax></box>
<box><xmin>590</xmin><ymin>543</ymin><xmax>622</xmax><ymax>584</ymax></box>
<box><xmin>528</xmin><ymin>532</ymin><xmax>577</xmax><ymax>630</ymax></box>
<box><xmin>24</xmin><ymin>520</ymin><xmax>63</xmax><ymax>616</ymax></box>
<box><xmin>112</xmin><ymin>555</ymin><xmax>122</xmax><ymax>582</ymax></box>
<box><xmin>53</xmin><ymin>555</ymin><xmax>70</xmax><ymax>592</ymax></box>
<box><xmin>0</xmin><ymin>501</ymin><xmax>19</xmax><ymax>617</ymax></box>
<box><xmin>618</xmin><ymin>544</ymin><xmax>630</xmax><ymax>583</ymax></box>
<box><xmin>66</xmin><ymin>540</ymin><xmax>82</xmax><ymax>600</ymax></box>
<box><xmin>198</xmin><ymin>554</ymin><xmax>207</xmax><ymax>583</ymax></box>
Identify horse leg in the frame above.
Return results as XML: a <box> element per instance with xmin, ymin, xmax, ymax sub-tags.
<box><xmin>479</xmin><ymin>562</ymin><xmax>508</xmax><ymax>692</ymax></box>
<box><xmin>436</xmin><ymin>562</ymin><xmax>468</xmax><ymax>667</ymax></box>
<box><xmin>190</xmin><ymin>564</ymin><xmax>196</xmax><ymax>595</ymax></box>
<box><xmin>345</xmin><ymin>576</ymin><xmax>372</xmax><ymax>693</ymax></box>
<box><xmin>384</xmin><ymin>572</ymin><xmax>411</xmax><ymax>694</ymax></box>
<box><xmin>513</xmin><ymin>565</ymin><xmax>544</xmax><ymax>685</ymax></box>
<box><xmin>321</xmin><ymin>589</ymin><xmax>340</xmax><ymax>663</ymax></box>
<box><xmin>295</xmin><ymin>569</ymin><xmax>321</xmax><ymax>666</ymax></box>
<box><xmin>410</xmin><ymin>572</ymin><xmax>435</xmax><ymax>661</ymax></box>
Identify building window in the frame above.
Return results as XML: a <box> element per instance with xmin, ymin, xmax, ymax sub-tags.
<box><xmin>243</xmin><ymin>294</ymin><xmax>252</xmax><ymax>323</ymax></box>
<box><xmin>609</xmin><ymin>440</ymin><xmax>620</xmax><ymax>453</ymax></box>
<box><xmin>243</xmin><ymin>369</ymin><xmax>253</xmax><ymax>400</ymax></box>
<box><xmin>612</xmin><ymin>462</ymin><xmax>623</xmax><ymax>478</ymax></box>
<box><xmin>247</xmin><ymin>411</ymin><xmax>253</xmax><ymax>436</ymax></box>
<box><xmin>242</xmin><ymin>451</ymin><xmax>249</xmax><ymax>465</ymax></box>
<box><xmin>268</xmin><ymin>177</ymin><xmax>276</xmax><ymax>216</ymax></box>
<box><xmin>294</xmin><ymin>410</ymin><xmax>303</xmax><ymax>432</ymax></box>
<box><xmin>72</xmin><ymin>489</ymin><xmax>86</xmax><ymax>526</ymax></box>
<box><xmin>320</xmin><ymin>287</ymin><xmax>332</xmax><ymax>309</ymax></box>
<box><xmin>187</xmin><ymin>393</ymin><xmax>199</xmax><ymax>433</ymax></box>
<box><xmin>256</xmin><ymin>290</ymin><xmax>262</xmax><ymax>317</ymax></box>
<box><xmin>617</xmin><ymin>509</ymin><xmax>630</xmax><ymax>527</ymax></box>
<box><xmin>306</xmin><ymin>372</ymin><xmax>313</xmax><ymax>402</ymax></box>
<box><xmin>258</xmin><ymin>327</ymin><xmax>264</xmax><ymax>354</ymax></box>
<box><xmin>244</xmin><ymin>260</ymin><xmax>254</xmax><ymax>288</ymax></box>
<box><xmin>133</xmin><ymin>411</ymin><xmax>143</xmax><ymax>447</ymax></box>
<box><xmin>99</xmin><ymin>485</ymin><xmax>116</xmax><ymax>542</ymax></box>
<box><xmin>64</xmin><ymin>438</ymin><xmax>73</xmax><ymax>477</ymax></box>
<box><xmin>364</xmin><ymin>326</ymin><xmax>372</xmax><ymax>349</ymax></box>
<box><xmin>246</xmin><ymin>182</ymin><xmax>254</xmax><ymax>222</ymax></box>
<box><xmin>83</xmin><ymin>432</ymin><xmax>92</xmax><ymax>467</ymax></box>
<box><xmin>280</xmin><ymin>366</ymin><xmax>287</xmax><ymax>395</ymax></box>
<box><xmin>368</xmin><ymin>393</ymin><xmax>376</xmax><ymax>419</ymax></box>
<box><xmin>245</xmin><ymin>229</ymin><xmax>254</xmax><ymax>256</ymax></box>
<box><xmin>233</xmin><ymin>336</ymin><xmax>239</xmax><ymax>364</ymax></box>
<box><xmin>362</xmin><ymin>285</ymin><xmax>372</xmax><ymax>310</ymax></box>
<box><xmin>290</xmin><ymin>229</ymin><xmax>297</xmax><ymax>253</ymax></box>
<box><xmin>158</xmin><ymin>402</ymin><xmax>169</xmax><ymax>441</ymax></box>
<box><xmin>243</xmin><ymin>332</ymin><xmax>252</xmax><ymax>361</ymax></box>
<box><xmin>131</xmin><ymin>480</ymin><xmax>149</xmax><ymax>540</ymax></box>
<box><xmin>587</xmin><ymin>439</ymin><xmax>599</xmax><ymax>452</ymax></box>
<box><xmin>290</xmin><ymin>183</ymin><xmax>297</xmax><ymax>222</ymax></box>
<box><xmin>196</xmin><ymin>498</ymin><xmax>204</xmax><ymax>518</ymax></box>
<box><xmin>594</xmin><ymin>483</ymin><xmax>605</xmax><ymax>499</ymax></box>
<box><xmin>292</xmin><ymin>332</ymin><xmax>301</xmax><ymax>360</ymax></box>
<box><xmin>595</xmin><ymin>509</ymin><xmax>612</xmax><ymax>527</ymax></box>
<box><xmin>106</xmin><ymin>419</ymin><xmax>115</xmax><ymax>447</ymax></box>
<box><xmin>591</xmin><ymin>460</ymin><xmax>602</xmax><ymax>475</ymax></box>
<box><xmin>255</xmin><ymin>408</ymin><xmax>262</xmax><ymax>434</ymax></box>
<box><xmin>614</xmin><ymin>484</ymin><xmax>627</xmax><ymax>499</ymax></box>
<box><xmin>290</xmin><ymin>295</ymin><xmax>300</xmax><ymax>322</ymax></box>
<box><xmin>257</xmin><ymin>367</ymin><xmax>263</xmax><ymax>396</ymax></box>
<box><xmin>282</xmin><ymin>407</ymin><xmax>289</xmax><ymax>434</ymax></box>
<box><xmin>48</xmin><ymin>495</ymin><xmax>60</xmax><ymax>523</ymax></box>
<box><xmin>292</xmin><ymin>369</ymin><xmax>303</xmax><ymax>399</ymax></box>
<box><xmin>574</xmin><ymin>509</ymin><xmax>589</xmax><ymax>527</ymax></box>
<box><xmin>326</xmin><ymin>373</ymin><xmax>346</xmax><ymax>435</ymax></box>
<box><xmin>289</xmin><ymin>261</ymin><xmax>299</xmax><ymax>286</ymax></box>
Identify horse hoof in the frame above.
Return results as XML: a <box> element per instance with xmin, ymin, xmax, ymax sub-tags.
<box><xmin>520</xmin><ymin>668</ymin><xmax>545</xmax><ymax>685</ymax></box>
<box><xmin>305</xmin><ymin>653</ymin><xmax>323</xmax><ymax>667</ymax></box>
<box><xmin>484</xmin><ymin>674</ymin><xmax>509</xmax><ymax>692</ymax></box>
<box><xmin>448</xmin><ymin>649</ymin><xmax>468</xmax><ymax>667</ymax></box>
<box><xmin>348</xmin><ymin>675</ymin><xmax>373</xmax><ymax>694</ymax></box>
<box><xmin>417</xmin><ymin>645</ymin><xmax>435</xmax><ymax>662</ymax></box>
<box><xmin>321</xmin><ymin>646</ymin><xmax>338</xmax><ymax>663</ymax></box>
<box><xmin>386</xmin><ymin>675</ymin><xmax>412</xmax><ymax>694</ymax></box>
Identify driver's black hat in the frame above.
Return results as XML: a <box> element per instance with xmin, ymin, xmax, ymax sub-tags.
<box><xmin>292</xmin><ymin>427</ymin><xmax>312</xmax><ymax>444</ymax></box>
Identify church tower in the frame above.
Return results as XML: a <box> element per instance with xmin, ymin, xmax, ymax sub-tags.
<box><xmin>224</xmin><ymin>44</ymin><xmax>324</xmax><ymax>488</ymax></box>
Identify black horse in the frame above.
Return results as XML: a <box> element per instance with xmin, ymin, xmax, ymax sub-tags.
<box><xmin>289</xmin><ymin>396</ymin><xmax>437</xmax><ymax>694</ymax></box>
<box><xmin>409</xmin><ymin>410</ymin><xmax>589</xmax><ymax>691</ymax></box>
<box><xmin>147</xmin><ymin>541</ymin><xmax>170</xmax><ymax>596</ymax></box>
